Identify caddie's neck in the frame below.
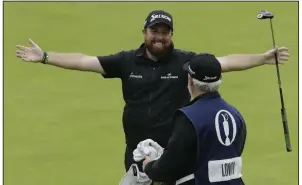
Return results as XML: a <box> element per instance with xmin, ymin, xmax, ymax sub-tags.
<box><xmin>189</xmin><ymin>87</ymin><xmax>206</xmax><ymax>101</ymax></box>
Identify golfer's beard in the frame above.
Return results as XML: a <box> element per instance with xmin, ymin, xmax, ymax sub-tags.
<box><xmin>145</xmin><ymin>42</ymin><xmax>171</xmax><ymax>58</ymax></box>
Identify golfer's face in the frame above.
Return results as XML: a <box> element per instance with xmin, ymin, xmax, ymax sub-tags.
<box><xmin>144</xmin><ymin>23</ymin><xmax>172</xmax><ymax>54</ymax></box>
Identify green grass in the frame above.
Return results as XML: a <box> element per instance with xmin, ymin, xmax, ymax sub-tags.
<box><xmin>4</xmin><ymin>2</ymin><xmax>298</xmax><ymax>185</ymax></box>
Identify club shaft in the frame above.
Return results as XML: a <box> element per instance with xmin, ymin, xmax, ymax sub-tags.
<box><xmin>269</xmin><ymin>19</ymin><xmax>292</xmax><ymax>152</ymax></box>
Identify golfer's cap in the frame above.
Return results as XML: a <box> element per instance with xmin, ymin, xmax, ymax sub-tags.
<box><xmin>183</xmin><ymin>53</ymin><xmax>222</xmax><ymax>83</ymax></box>
<box><xmin>144</xmin><ymin>10</ymin><xmax>173</xmax><ymax>31</ymax></box>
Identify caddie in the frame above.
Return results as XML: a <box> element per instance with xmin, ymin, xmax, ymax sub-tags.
<box><xmin>143</xmin><ymin>53</ymin><xmax>247</xmax><ymax>185</ymax></box>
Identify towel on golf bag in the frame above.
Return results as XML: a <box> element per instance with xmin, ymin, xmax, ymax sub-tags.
<box><xmin>119</xmin><ymin>163</ymin><xmax>152</xmax><ymax>185</ymax></box>
<box><xmin>119</xmin><ymin>139</ymin><xmax>164</xmax><ymax>185</ymax></box>
<box><xmin>133</xmin><ymin>139</ymin><xmax>164</xmax><ymax>162</ymax></box>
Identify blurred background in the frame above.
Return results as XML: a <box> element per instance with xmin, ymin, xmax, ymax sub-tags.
<box><xmin>4</xmin><ymin>2</ymin><xmax>298</xmax><ymax>185</ymax></box>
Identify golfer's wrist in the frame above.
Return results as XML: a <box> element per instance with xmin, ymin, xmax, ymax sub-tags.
<box><xmin>41</xmin><ymin>51</ymin><xmax>49</xmax><ymax>64</ymax></box>
<box><xmin>255</xmin><ymin>53</ymin><xmax>266</xmax><ymax>65</ymax></box>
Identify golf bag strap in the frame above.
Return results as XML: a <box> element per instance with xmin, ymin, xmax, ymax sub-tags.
<box><xmin>176</xmin><ymin>174</ymin><xmax>194</xmax><ymax>185</ymax></box>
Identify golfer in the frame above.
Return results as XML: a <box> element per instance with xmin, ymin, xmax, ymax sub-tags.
<box><xmin>143</xmin><ymin>53</ymin><xmax>247</xmax><ymax>185</ymax></box>
<box><xmin>15</xmin><ymin>10</ymin><xmax>288</xmax><ymax>171</ymax></box>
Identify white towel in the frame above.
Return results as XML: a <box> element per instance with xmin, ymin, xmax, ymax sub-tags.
<box><xmin>133</xmin><ymin>139</ymin><xmax>164</xmax><ymax>162</ymax></box>
<box><xmin>133</xmin><ymin>145</ymin><xmax>158</xmax><ymax>162</ymax></box>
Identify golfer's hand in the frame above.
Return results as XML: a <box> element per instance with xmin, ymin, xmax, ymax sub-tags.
<box><xmin>16</xmin><ymin>39</ymin><xmax>44</xmax><ymax>62</ymax></box>
<box><xmin>264</xmin><ymin>47</ymin><xmax>290</xmax><ymax>65</ymax></box>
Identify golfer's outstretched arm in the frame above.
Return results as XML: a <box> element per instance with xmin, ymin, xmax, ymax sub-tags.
<box><xmin>143</xmin><ymin>113</ymin><xmax>197</xmax><ymax>182</ymax></box>
<box><xmin>45</xmin><ymin>52</ymin><xmax>125</xmax><ymax>78</ymax></box>
<box><xmin>45</xmin><ymin>52</ymin><xmax>104</xmax><ymax>73</ymax></box>
<box><xmin>217</xmin><ymin>47</ymin><xmax>290</xmax><ymax>72</ymax></box>
<box><xmin>16</xmin><ymin>39</ymin><xmax>125</xmax><ymax>78</ymax></box>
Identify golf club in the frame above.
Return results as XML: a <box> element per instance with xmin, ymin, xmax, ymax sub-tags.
<box><xmin>256</xmin><ymin>10</ymin><xmax>292</xmax><ymax>152</ymax></box>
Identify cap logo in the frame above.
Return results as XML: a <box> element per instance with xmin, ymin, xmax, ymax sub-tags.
<box><xmin>203</xmin><ymin>76</ymin><xmax>217</xmax><ymax>81</ymax></box>
<box><xmin>150</xmin><ymin>14</ymin><xmax>172</xmax><ymax>22</ymax></box>
<box><xmin>188</xmin><ymin>65</ymin><xmax>195</xmax><ymax>75</ymax></box>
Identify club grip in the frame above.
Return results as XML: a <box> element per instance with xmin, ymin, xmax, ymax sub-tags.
<box><xmin>281</xmin><ymin>108</ymin><xmax>292</xmax><ymax>152</ymax></box>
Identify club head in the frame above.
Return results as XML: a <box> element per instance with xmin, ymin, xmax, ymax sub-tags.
<box><xmin>257</xmin><ymin>10</ymin><xmax>274</xmax><ymax>20</ymax></box>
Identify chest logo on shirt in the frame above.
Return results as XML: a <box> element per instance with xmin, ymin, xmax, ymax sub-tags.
<box><xmin>129</xmin><ymin>72</ymin><xmax>143</xmax><ymax>79</ymax></box>
<box><xmin>214</xmin><ymin>110</ymin><xmax>237</xmax><ymax>146</ymax></box>
<box><xmin>161</xmin><ymin>73</ymin><xmax>178</xmax><ymax>79</ymax></box>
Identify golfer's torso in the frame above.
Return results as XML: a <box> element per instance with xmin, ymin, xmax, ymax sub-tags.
<box><xmin>122</xmin><ymin>49</ymin><xmax>194</xmax><ymax>148</ymax></box>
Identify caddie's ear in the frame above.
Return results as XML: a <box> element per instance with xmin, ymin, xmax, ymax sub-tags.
<box><xmin>142</xmin><ymin>29</ymin><xmax>147</xmax><ymax>35</ymax></box>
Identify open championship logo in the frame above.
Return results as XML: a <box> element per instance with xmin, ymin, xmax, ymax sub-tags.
<box><xmin>215</xmin><ymin>110</ymin><xmax>237</xmax><ymax>146</ymax></box>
